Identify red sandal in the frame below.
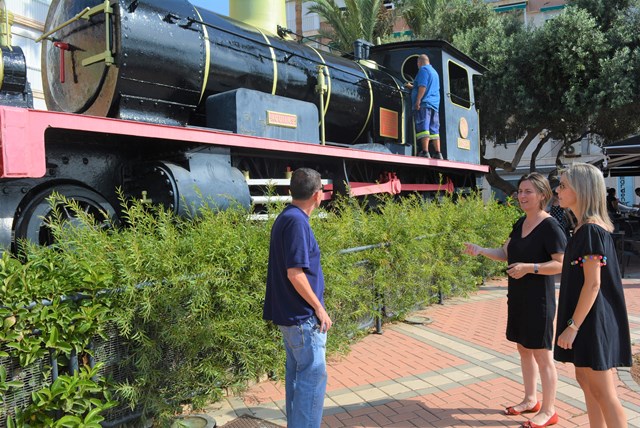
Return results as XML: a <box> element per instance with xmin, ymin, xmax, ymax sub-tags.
<box><xmin>521</xmin><ymin>412</ymin><xmax>558</xmax><ymax>427</ymax></box>
<box><xmin>504</xmin><ymin>401</ymin><xmax>541</xmax><ymax>416</ymax></box>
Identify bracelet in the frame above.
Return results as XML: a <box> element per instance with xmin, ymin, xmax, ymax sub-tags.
<box><xmin>567</xmin><ymin>319</ymin><xmax>579</xmax><ymax>331</ymax></box>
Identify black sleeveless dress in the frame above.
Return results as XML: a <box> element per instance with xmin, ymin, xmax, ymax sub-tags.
<box><xmin>507</xmin><ymin>217</ymin><xmax>567</xmax><ymax>349</ymax></box>
<box><xmin>554</xmin><ymin>224</ymin><xmax>632</xmax><ymax>369</ymax></box>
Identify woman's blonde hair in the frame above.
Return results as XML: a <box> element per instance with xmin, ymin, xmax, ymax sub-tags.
<box><xmin>517</xmin><ymin>172</ymin><xmax>552</xmax><ymax>210</ymax></box>
<box><xmin>562</xmin><ymin>163</ymin><xmax>613</xmax><ymax>232</ymax></box>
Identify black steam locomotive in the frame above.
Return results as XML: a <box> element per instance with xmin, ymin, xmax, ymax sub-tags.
<box><xmin>0</xmin><ymin>0</ymin><xmax>486</xmax><ymax>252</ymax></box>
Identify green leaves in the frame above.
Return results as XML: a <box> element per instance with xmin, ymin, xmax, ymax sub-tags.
<box><xmin>2</xmin><ymin>315</ymin><xmax>16</xmax><ymax>330</ymax></box>
<box><xmin>2</xmin><ymin>193</ymin><xmax>514</xmax><ymax>423</ymax></box>
<box><xmin>308</xmin><ymin>0</ymin><xmax>392</xmax><ymax>52</ymax></box>
<box><xmin>12</xmin><ymin>364</ymin><xmax>115</xmax><ymax>428</ymax></box>
<box><xmin>45</xmin><ymin>326</ymin><xmax>60</xmax><ymax>349</ymax></box>
<box><xmin>0</xmin><ymin>365</ymin><xmax>24</xmax><ymax>394</ymax></box>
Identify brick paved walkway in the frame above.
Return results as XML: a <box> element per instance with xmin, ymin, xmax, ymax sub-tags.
<box><xmin>205</xmin><ymin>276</ymin><xmax>640</xmax><ymax>427</ymax></box>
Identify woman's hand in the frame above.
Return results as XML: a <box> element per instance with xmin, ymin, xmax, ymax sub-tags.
<box><xmin>557</xmin><ymin>327</ymin><xmax>578</xmax><ymax>350</ymax></box>
<box><xmin>506</xmin><ymin>263</ymin><xmax>530</xmax><ymax>279</ymax></box>
<box><xmin>463</xmin><ymin>242</ymin><xmax>482</xmax><ymax>256</ymax></box>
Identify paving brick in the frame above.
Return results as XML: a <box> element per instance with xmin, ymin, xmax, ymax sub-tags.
<box><xmin>205</xmin><ymin>278</ymin><xmax>640</xmax><ymax>427</ymax></box>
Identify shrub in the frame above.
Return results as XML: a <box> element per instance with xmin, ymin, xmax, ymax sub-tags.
<box><xmin>1</xmin><ymin>190</ymin><xmax>516</xmax><ymax>423</ymax></box>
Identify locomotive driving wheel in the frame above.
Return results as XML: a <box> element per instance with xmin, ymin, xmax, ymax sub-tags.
<box><xmin>13</xmin><ymin>184</ymin><xmax>117</xmax><ymax>249</ymax></box>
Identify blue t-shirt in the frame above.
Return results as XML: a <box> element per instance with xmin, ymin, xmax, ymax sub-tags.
<box><xmin>411</xmin><ymin>64</ymin><xmax>440</xmax><ymax>111</ymax></box>
<box><xmin>264</xmin><ymin>204</ymin><xmax>325</xmax><ymax>326</ymax></box>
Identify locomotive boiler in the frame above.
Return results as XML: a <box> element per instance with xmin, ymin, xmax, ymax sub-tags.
<box><xmin>0</xmin><ymin>0</ymin><xmax>487</xmax><ymax>252</ymax></box>
<box><xmin>42</xmin><ymin>0</ymin><xmax>404</xmax><ymax>146</ymax></box>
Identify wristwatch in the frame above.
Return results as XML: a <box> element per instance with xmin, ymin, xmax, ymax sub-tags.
<box><xmin>533</xmin><ymin>263</ymin><xmax>539</xmax><ymax>274</ymax></box>
<box><xmin>567</xmin><ymin>318</ymin><xmax>579</xmax><ymax>331</ymax></box>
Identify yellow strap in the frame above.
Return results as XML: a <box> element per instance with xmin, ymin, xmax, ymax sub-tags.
<box><xmin>255</xmin><ymin>27</ymin><xmax>277</xmax><ymax>95</ymax></box>
<box><xmin>351</xmin><ymin>62</ymin><xmax>373</xmax><ymax>144</ymax></box>
<box><xmin>194</xmin><ymin>7</ymin><xmax>211</xmax><ymax>104</ymax></box>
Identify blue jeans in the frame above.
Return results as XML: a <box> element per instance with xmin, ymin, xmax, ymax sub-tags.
<box><xmin>278</xmin><ymin>316</ymin><xmax>327</xmax><ymax>428</ymax></box>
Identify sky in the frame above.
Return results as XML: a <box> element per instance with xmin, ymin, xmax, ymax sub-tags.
<box><xmin>190</xmin><ymin>1</ymin><xmax>229</xmax><ymax>16</ymax></box>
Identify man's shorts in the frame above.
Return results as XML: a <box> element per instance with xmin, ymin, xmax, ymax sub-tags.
<box><xmin>413</xmin><ymin>107</ymin><xmax>440</xmax><ymax>140</ymax></box>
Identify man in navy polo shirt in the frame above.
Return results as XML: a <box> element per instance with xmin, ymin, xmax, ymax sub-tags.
<box><xmin>264</xmin><ymin>167</ymin><xmax>332</xmax><ymax>428</ymax></box>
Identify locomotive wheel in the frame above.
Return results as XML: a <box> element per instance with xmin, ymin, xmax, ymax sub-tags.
<box><xmin>13</xmin><ymin>185</ymin><xmax>117</xmax><ymax>248</ymax></box>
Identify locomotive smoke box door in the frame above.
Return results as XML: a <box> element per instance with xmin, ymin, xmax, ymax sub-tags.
<box><xmin>42</xmin><ymin>0</ymin><xmax>118</xmax><ymax>116</ymax></box>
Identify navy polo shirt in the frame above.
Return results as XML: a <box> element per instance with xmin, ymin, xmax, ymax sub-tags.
<box><xmin>264</xmin><ymin>205</ymin><xmax>325</xmax><ymax>326</ymax></box>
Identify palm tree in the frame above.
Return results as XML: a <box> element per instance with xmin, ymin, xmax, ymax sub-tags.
<box><xmin>396</xmin><ymin>0</ymin><xmax>447</xmax><ymax>38</ymax></box>
<box><xmin>295</xmin><ymin>0</ymin><xmax>303</xmax><ymax>41</ymax></box>
<box><xmin>308</xmin><ymin>0</ymin><xmax>391</xmax><ymax>53</ymax></box>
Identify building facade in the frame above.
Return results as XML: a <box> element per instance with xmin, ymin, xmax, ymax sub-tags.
<box><xmin>486</xmin><ymin>0</ymin><xmax>567</xmax><ymax>26</ymax></box>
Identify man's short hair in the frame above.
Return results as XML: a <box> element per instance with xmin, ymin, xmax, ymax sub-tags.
<box><xmin>290</xmin><ymin>168</ymin><xmax>322</xmax><ymax>200</ymax></box>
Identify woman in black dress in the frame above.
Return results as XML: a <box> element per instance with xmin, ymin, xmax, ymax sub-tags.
<box><xmin>555</xmin><ymin>163</ymin><xmax>631</xmax><ymax>428</ymax></box>
<box><xmin>465</xmin><ymin>173</ymin><xmax>566</xmax><ymax>427</ymax></box>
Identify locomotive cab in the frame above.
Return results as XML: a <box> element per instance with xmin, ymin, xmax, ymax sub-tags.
<box><xmin>369</xmin><ymin>41</ymin><xmax>486</xmax><ymax>163</ymax></box>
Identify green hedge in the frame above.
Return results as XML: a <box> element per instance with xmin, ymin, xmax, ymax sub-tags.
<box><xmin>0</xmin><ymin>192</ymin><xmax>518</xmax><ymax>425</ymax></box>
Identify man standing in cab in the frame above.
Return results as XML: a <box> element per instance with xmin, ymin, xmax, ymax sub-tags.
<box><xmin>405</xmin><ymin>54</ymin><xmax>443</xmax><ymax>159</ymax></box>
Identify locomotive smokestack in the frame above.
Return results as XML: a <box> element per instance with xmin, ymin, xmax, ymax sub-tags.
<box><xmin>229</xmin><ymin>0</ymin><xmax>287</xmax><ymax>35</ymax></box>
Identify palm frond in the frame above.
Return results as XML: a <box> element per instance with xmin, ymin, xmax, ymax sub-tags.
<box><xmin>398</xmin><ymin>0</ymin><xmax>447</xmax><ymax>38</ymax></box>
<box><xmin>308</xmin><ymin>0</ymin><xmax>388</xmax><ymax>52</ymax></box>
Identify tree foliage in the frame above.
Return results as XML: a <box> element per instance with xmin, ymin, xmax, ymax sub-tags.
<box><xmin>401</xmin><ymin>0</ymin><xmax>640</xmax><ymax>192</ymax></box>
<box><xmin>568</xmin><ymin>0</ymin><xmax>633</xmax><ymax>29</ymax></box>
<box><xmin>308</xmin><ymin>0</ymin><xmax>393</xmax><ymax>52</ymax></box>
<box><xmin>395</xmin><ymin>0</ymin><xmax>446</xmax><ymax>37</ymax></box>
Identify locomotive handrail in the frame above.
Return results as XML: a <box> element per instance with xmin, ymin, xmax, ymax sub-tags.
<box><xmin>281</xmin><ymin>25</ymin><xmax>422</xmax><ymax>93</ymax></box>
<box><xmin>35</xmin><ymin>7</ymin><xmax>91</xmax><ymax>42</ymax></box>
<box><xmin>446</xmin><ymin>92</ymin><xmax>475</xmax><ymax>107</ymax></box>
<box><xmin>315</xmin><ymin>65</ymin><xmax>328</xmax><ymax>145</ymax></box>
<box><xmin>278</xmin><ymin>25</ymin><xmax>354</xmax><ymax>61</ymax></box>
<box><xmin>186</xmin><ymin>16</ymin><xmax>406</xmax><ymax>96</ymax></box>
<box><xmin>35</xmin><ymin>1</ymin><xmax>114</xmax><ymax>66</ymax></box>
